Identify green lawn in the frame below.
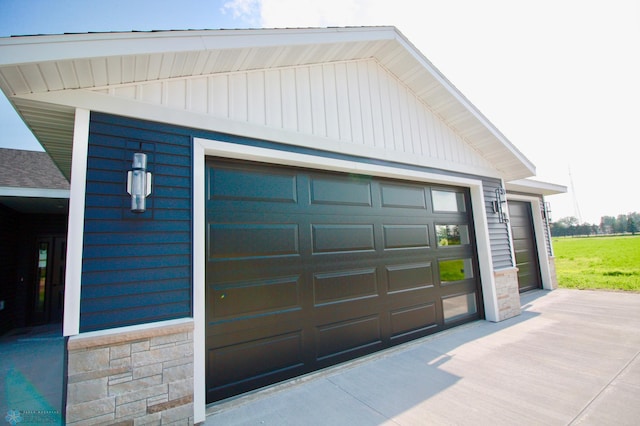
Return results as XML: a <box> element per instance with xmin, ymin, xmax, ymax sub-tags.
<box><xmin>552</xmin><ymin>235</ymin><xmax>640</xmax><ymax>291</ymax></box>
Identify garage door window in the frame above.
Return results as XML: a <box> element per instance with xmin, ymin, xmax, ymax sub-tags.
<box><xmin>432</xmin><ymin>189</ymin><xmax>466</xmax><ymax>212</ymax></box>
<box><xmin>439</xmin><ymin>258</ymin><xmax>474</xmax><ymax>282</ymax></box>
<box><xmin>443</xmin><ymin>292</ymin><xmax>477</xmax><ymax>322</ymax></box>
<box><xmin>436</xmin><ymin>224</ymin><xmax>470</xmax><ymax>247</ymax></box>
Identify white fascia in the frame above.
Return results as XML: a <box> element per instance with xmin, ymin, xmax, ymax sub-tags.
<box><xmin>63</xmin><ymin>108</ymin><xmax>89</xmax><ymax>337</ymax></box>
<box><xmin>192</xmin><ymin>137</ymin><xmax>500</xmax><ymax>420</ymax></box>
<box><xmin>506</xmin><ymin>193</ymin><xmax>554</xmax><ymax>290</ymax></box>
<box><xmin>0</xmin><ymin>27</ymin><xmax>396</xmax><ymax>66</ymax></box>
<box><xmin>0</xmin><ymin>187</ymin><xmax>69</xmax><ymax>198</ymax></box>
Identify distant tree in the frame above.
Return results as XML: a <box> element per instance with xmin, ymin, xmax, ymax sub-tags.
<box><xmin>614</xmin><ymin>214</ymin><xmax>628</xmax><ymax>234</ymax></box>
<box><xmin>600</xmin><ymin>216</ymin><xmax>616</xmax><ymax>234</ymax></box>
<box><xmin>553</xmin><ymin>212</ymin><xmax>640</xmax><ymax>237</ymax></box>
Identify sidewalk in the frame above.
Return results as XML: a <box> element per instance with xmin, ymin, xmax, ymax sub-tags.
<box><xmin>0</xmin><ymin>324</ymin><xmax>64</xmax><ymax>425</ymax></box>
<box><xmin>205</xmin><ymin>289</ymin><xmax>640</xmax><ymax>425</ymax></box>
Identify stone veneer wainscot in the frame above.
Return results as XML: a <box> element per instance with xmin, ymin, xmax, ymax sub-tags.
<box><xmin>66</xmin><ymin>319</ymin><xmax>194</xmax><ymax>425</ymax></box>
<box><xmin>494</xmin><ymin>267</ymin><xmax>521</xmax><ymax>321</ymax></box>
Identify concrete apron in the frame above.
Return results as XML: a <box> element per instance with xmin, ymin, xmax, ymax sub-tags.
<box><xmin>205</xmin><ymin>289</ymin><xmax>640</xmax><ymax>426</ymax></box>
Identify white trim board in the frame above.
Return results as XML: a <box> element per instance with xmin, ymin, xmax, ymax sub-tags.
<box><xmin>63</xmin><ymin>108</ymin><xmax>89</xmax><ymax>337</ymax></box>
<box><xmin>192</xmin><ymin>137</ymin><xmax>499</xmax><ymax>422</ymax></box>
<box><xmin>0</xmin><ymin>187</ymin><xmax>69</xmax><ymax>198</ymax></box>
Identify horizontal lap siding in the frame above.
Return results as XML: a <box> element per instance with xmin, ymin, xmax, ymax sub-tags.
<box><xmin>483</xmin><ymin>179</ymin><xmax>514</xmax><ymax>270</ymax></box>
<box><xmin>80</xmin><ymin>114</ymin><xmax>193</xmax><ymax>332</ymax></box>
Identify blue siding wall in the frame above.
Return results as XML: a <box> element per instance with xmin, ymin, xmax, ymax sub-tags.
<box><xmin>80</xmin><ymin>113</ymin><xmax>516</xmax><ymax>331</ymax></box>
<box><xmin>483</xmin><ymin>179</ymin><xmax>515</xmax><ymax>270</ymax></box>
<box><xmin>80</xmin><ymin>113</ymin><xmax>193</xmax><ymax>332</ymax></box>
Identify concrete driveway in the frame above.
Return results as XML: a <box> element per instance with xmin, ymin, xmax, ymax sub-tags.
<box><xmin>205</xmin><ymin>289</ymin><xmax>640</xmax><ymax>425</ymax></box>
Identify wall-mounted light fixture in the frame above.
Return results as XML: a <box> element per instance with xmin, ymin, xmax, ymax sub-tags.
<box><xmin>542</xmin><ymin>201</ymin><xmax>552</xmax><ymax>223</ymax></box>
<box><xmin>126</xmin><ymin>153</ymin><xmax>152</xmax><ymax>213</ymax></box>
<box><xmin>492</xmin><ymin>187</ymin><xmax>508</xmax><ymax>223</ymax></box>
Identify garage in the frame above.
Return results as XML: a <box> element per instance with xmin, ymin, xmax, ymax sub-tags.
<box><xmin>205</xmin><ymin>158</ymin><xmax>482</xmax><ymax>402</ymax></box>
<box><xmin>508</xmin><ymin>200</ymin><xmax>542</xmax><ymax>292</ymax></box>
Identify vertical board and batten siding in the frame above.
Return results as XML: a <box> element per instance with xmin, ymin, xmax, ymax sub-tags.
<box><xmin>80</xmin><ymin>114</ymin><xmax>193</xmax><ymax>332</ymax></box>
<box><xmin>81</xmin><ymin>101</ymin><xmax>514</xmax><ymax>331</ymax></box>
<box><xmin>484</xmin><ymin>179</ymin><xmax>515</xmax><ymax>270</ymax></box>
<box><xmin>97</xmin><ymin>59</ymin><xmax>496</xmax><ymax>176</ymax></box>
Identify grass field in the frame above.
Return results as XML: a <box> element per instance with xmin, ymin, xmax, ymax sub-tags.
<box><xmin>552</xmin><ymin>235</ymin><xmax>640</xmax><ymax>291</ymax></box>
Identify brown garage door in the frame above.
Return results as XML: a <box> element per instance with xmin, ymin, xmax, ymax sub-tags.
<box><xmin>508</xmin><ymin>200</ymin><xmax>542</xmax><ymax>292</ymax></box>
<box><xmin>205</xmin><ymin>158</ymin><xmax>482</xmax><ymax>402</ymax></box>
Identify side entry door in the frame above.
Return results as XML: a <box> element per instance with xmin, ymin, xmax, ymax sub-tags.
<box><xmin>32</xmin><ymin>235</ymin><xmax>66</xmax><ymax>324</ymax></box>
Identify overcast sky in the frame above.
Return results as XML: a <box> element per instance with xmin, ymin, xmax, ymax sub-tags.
<box><xmin>1</xmin><ymin>0</ymin><xmax>638</xmax><ymax>224</ymax></box>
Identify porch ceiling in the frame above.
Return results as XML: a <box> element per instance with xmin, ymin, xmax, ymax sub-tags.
<box><xmin>0</xmin><ymin>27</ymin><xmax>535</xmax><ymax>181</ymax></box>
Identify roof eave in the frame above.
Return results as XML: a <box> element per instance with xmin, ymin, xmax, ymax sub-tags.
<box><xmin>0</xmin><ymin>27</ymin><xmax>537</xmax><ymax>181</ymax></box>
<box><xmin>506</xmin><ymin>178</ymin><xmax>568</xmax><ymax>196</ymax></box>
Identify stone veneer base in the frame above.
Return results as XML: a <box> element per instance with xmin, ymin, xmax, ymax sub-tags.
<box><xmin>66</xmin><ymin>319</ymin><xmax>194</xmax><ymax>426</ymax></box>
<box><xmin>548</xmin><ymin>256</ymin><xmax>558</xmax><ymax>289</ymax></box>
<box><xmin>494</xmin><ymin>267</ymin><xmax>521</xmax><ymax>321</ymax></box>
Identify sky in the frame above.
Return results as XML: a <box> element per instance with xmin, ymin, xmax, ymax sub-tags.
<box><xmin>0</xmin><ymin>0</ymin><xmax>638</xmax><ymax>224</ymax></box>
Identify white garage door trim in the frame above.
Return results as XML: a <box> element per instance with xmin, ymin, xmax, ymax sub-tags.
<box><xmin>192</xmin><ymin>137</ymin><xmax>499</xmax><ymax>420</ymax></box>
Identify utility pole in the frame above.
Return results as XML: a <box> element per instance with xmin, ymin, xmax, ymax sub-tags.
<box><xmin>568</xmin><ymin>165</ymin><xmax>583</xmax><ymax>223</ymax></box>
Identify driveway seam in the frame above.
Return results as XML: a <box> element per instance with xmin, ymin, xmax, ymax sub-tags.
<box><xmin>567</xmin><ymin>348</ymin><xmax>640</xmax><ymax>425</ymax></box>
<box><xmin>326</xmin><ymin>375</ymin><xmax>402</xmax><ymax>426</ymax></box>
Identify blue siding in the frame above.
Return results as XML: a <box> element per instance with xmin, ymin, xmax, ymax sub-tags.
<box><xmin>81</xmin><ymin>112</ymin><xmax>516</xmax><ymax>331</ymax></box>
<box><xmin>483</xmin><ymin>179</ymin><xmax>514</xmax><ymax>270</ymax></box>
<box><xmin>80</xmin><ymin>113</ymin><xmax>193</xmax><ymax>332</ymax></box>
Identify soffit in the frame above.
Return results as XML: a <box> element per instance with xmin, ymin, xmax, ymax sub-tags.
<box><xmin>0</xmin><ymin>27</ymin><xmax>536</xmax><ymax>181</ymax></box>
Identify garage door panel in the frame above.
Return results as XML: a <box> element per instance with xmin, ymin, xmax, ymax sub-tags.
<box><xmin>207</xmin><ymin>330</ymin><xmax>304</xmax><ymax>392</ymax></box>
<box><xmin>507</xmin><ymin>201</ymin><xmax>527</xmax><ymax>216</ymax></box>
<box><xmin>313</xmin><ymin>267</ymin><xmax>378</xmax><ymax>306</ymax></box>
<box><xmin>512</xmin><ymin>237</ymin><xmax>533</xmax><ymax>252</ymax></box>
<box><xmin>386</xmin><ymin>262</ymin><xmax>434</xmax><ymax>293</ymax></box>
<box><xmin>311</xmin><ymin>224</ymin><xmax>375</xmax><ymax>253</ymax></box>
<box><xmin>310</xmin><ymin>176</ymin><xmax>372</xmax><ymax>207</ymax></box>
<box><xmin>208</xmin><ymin>275</ymin><xmax>302</xmax><ymax>320</ymax></box>
<box><xmin>208</xmin><ymin>165</ymin><xmax>298</xmax><ymax>203</ymax></box>
<box><xmin>390</xmin><ymin>302</ymin><xmax>438</xmax><ymax>340</ymax></box>
<box><xmin>383</xmin><ymin>224</ymin><xmax>431</xmax><ymax>249</ymax></box>
<box><xmin>316</xmin><ymin>315</ymin><xmax>382</xmax><ymax>361</ymax></box>
<box><xmin>514</xmin><ymin>249</ymin><xmax>532</xmax><ymax>264</ymax></box>
<box><xmin>380</xmin><ymin>183</ymin><xmax>427</xmax><ymax>209</ymax></box>
<box><xmin>209</xmin><ymin>223</ymin><xmax>300</xmax><ymax>259</ymax></box>
<box><xmin>206</xmin><ymin>251</ymin><xmax>305</xmax><ymax>279</ymax></box>
<box><xmin>511</xmin><ymin>226</ymin><xmax>530</xmax><ymax>241</ymax></box>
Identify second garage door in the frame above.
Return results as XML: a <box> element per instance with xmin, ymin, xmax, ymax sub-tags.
<box><xmin>508</xmin><ymin>200</ymin><xmax>542</xmax><ymax>292</ymax></box>
<box><xmin>205</xmin><ymin>158</ymin><xmax>482</xmax><ymax>402</ymax></box>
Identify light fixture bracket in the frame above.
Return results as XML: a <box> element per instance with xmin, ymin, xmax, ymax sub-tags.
<box><xmin>492</xmin><ymin>187</ymin><xmax>508</xmax><ymax>223</ymax></box>
<box><xmin>126</xmin><ymin>152</ymin><xmax>152</xmax><ymax>213</ymax></box>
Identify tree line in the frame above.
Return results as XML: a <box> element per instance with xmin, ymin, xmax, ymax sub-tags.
<box><xmin>550</xmin><ymin>212</ymin><xmax>639</xmax><ymax>237</ymax></box>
